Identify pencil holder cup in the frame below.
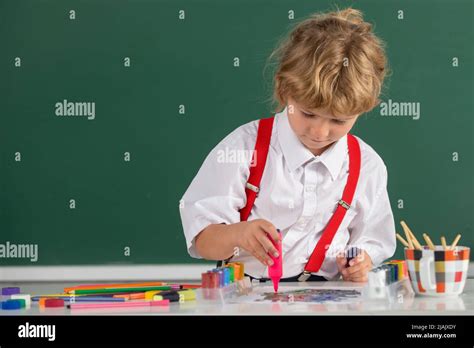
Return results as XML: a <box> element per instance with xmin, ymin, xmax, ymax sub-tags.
<box><xmin>404</xmin><ymin>246</ymin><xmax>470</xmax><ymax>297</ymax></box>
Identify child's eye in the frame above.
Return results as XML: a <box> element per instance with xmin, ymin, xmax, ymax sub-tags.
<box><xmin>302</xmin><ymin>110</ymin><xmax>346</xmax><ymax>125</ymax></box>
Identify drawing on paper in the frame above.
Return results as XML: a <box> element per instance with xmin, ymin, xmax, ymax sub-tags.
<box><xmin>249</xmin><ymin>287</ymin><xmax>361</xmax><ymax>303</ymax></box>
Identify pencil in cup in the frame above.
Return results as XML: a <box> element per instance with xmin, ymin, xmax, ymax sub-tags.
<box><xmin>397</xmin><ymin>221</ymin><xmax>463</xmax><ymax>251</ymax></box>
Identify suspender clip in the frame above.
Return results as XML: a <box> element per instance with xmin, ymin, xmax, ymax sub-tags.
<box><xmin>298</xmin><ymin>271</ymin><xmax>311</xmax><ymax>282</ymax></box>
<box><xmin>338</xmin><ymin>199</ymin><xmax>351</xmax><ymax>210</ymax></box>
<box><xmin>246</xmin><ymin>182</ymin><xmax>260</xmax><ymax>195</ymax></box>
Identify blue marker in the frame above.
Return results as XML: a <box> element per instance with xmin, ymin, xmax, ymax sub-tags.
<box><xmin>223</xmin><ymin>268</ymin><xmax>230</xmax><ymax>286</ymax></box>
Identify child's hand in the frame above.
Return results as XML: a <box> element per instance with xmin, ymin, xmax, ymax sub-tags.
<box><xmin>236</xmin><ymin>219</ymin><xmax>281</xmax><ymax>267</ymax></box>
<box><xmin>336</xmin><ymin>250</ymin><xmax>373</xmax><ymax>282</ymax></box>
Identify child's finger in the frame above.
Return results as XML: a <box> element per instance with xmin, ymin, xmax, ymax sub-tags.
<box><xmin>345</xmin><ymin>261</ymin><xmax>369</xmax><ymax>276</ymax></box>
<box><xmin>250</xmin><ymin>247</ymin><xmax>271</xmax><ymax>266</ymax></box>
<box><xmin>347</xmin><ymin>256</ymin><xmax>363</xmax><ymax>267</ymax></box>
<box><xmin>336</xmin><ymin>251</ymin><xmax>346</xmax><ymax>260</ymax></box>
<box><xmin>256</xmin><ymin>232</ymin><xmax>280</xmax><ymax>258</ymax></box>
<box><xmin>349</xmin><ymin>250</ymin><xmax>370</xmax><ymax>266</ymax></box>
<box><xmin>336</xmin><ymin>254</ymin><xmax>347</xmax><ymax>269</ymax></box>
<box><xmin>250</xmin><ymin>238</ymin><xmax>274</xmax><ymax>266</ymax></box>
<box><xmin>258</xmin><ymin>221</ymin><xmax>280</xmax><ymax>242</ymax></box>
<box><xmin>347</xmin><ymin>262</ymin><xmax>372</xmax><ymax>279</ymax></box>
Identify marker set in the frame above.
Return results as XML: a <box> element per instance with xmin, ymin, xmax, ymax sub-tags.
<box><xmin>363</xmin><ymin>260</ymin><xmax>414</xmax><ymax>302</ymax></box>
<box><xmin>200</xmin><ymin>262</ymin><xmax>252</xmax><ymax>301</ymax></box>
<box><xmin>1</xmin><ymin>287</ymin><xmax>31</xmax><ymax>310</ymax></box>
<box><xmin>201</xmin><ymin>262</ymin><xmax>245</xmax><ymax>289</ymax></box>
<box><xmin>1</xmin><ymin>282</ymin><xmax>199</xmax><ymax>311</ymax></box>
<box><xmin>368</xmin><ymin>260</ymin><xmax>408</xmax><ymax>287</ymax></box>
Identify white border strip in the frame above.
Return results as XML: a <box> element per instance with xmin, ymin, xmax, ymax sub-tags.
<box><xmin>0</xmin><ymin>264</ymin><xmax>215</xmax><ymax>282</ymax></box>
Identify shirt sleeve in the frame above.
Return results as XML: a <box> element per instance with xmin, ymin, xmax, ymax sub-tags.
<box><xmin>179</xmin><ymin>132</ymin><xmax>252</xmax><ymax>259</ymax></box>
<box><xmin>348</xmin><ymin>164</ymin><xmax>397</xmax><ymax>267</ymax></box>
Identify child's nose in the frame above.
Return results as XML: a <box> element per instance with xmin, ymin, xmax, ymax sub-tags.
<box><xmin>309</xmin><ymin>124</ymin><xmax>330</xmax><ymax>140</ymax></box>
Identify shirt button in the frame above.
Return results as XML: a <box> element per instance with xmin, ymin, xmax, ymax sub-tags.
<box><xmin>305</xmin><ymin>185</ymin><xmax>316</xmax><ymax>193</ymax></box>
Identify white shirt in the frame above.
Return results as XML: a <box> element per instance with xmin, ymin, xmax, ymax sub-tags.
<box><xmin>179</xmin><ymin>107</ymin><xmax>396</xmax><ymax>280</ymax></box>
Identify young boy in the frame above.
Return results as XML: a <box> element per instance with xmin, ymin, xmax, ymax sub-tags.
<box><xmin>179</xmin><ymin>8</ymin><xmax>396</xmax><ymax>282</ymax></box>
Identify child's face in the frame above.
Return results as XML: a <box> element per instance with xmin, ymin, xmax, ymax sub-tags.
<box><xmin>286</xmin><ymin>97</ymin><xmax>359</xmax><ymax>156</ymax></box>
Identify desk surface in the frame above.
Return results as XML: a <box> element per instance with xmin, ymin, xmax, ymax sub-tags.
<box><xmin>1</xmin><ymin>280</ymin><xmax>473</xmax><ymax>316</ymax></box>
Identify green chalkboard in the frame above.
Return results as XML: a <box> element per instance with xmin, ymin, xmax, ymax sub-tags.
<box><xmin>0</xmin><ymin>0</ymin><xmax>472</xmax><ymax>265</ymax></box>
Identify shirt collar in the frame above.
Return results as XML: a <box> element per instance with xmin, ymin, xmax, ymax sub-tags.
<box><xmin>276</xmin><ymin>106</ymin><xmax>348</xmax><ymax>181</ymax></box>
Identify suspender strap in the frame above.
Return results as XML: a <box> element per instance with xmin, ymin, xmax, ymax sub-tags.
<box><xmin>217</xmin><ymin>116</ymin><xmax>274</xmax><ymax>268</ymax></box>
<box><xmin>239</xmin><ymin>117</ymin><xmax>275</xmax><ymax>222</ymax></box>
<box><xmin>302</xmin><ymin>133</ymin><xmax>361</xmax><ymax>274</ymax></box>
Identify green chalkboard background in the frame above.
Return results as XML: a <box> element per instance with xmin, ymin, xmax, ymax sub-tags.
<box><xmin>1</xmin><ymin>0</ymin><xmax>472</xmax><ymax>265</ymax></box>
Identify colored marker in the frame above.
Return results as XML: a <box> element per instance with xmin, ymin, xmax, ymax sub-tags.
<box><xmin>268</xmin><ymin>229</ymin><xmax>282</xmax><ymax>293</ymax></box>
<box><xmin>215</xmin><ymin>269</ymin><xmax>224</xmax><ymax>287</ymax></box>
<box><xmin>44</xmin><ymin>299</ymin><xmax>64</xmax><ymax>308</ymax></box>
<box><xmin>68</xmin><ymin>299</ymin><xmax>170</xmax><ymax>309</ymax></box>
<box><xmin>11</xmin><ymin>295</ymin><xmax>31</xmax><ymax>309</ymax></box>
<box><xmin>223</xmin><ymin>268</ymin><xmax>230</xmax><ymax>286</ymax></box>
<box><xmin>201</xmin><ymin>273</ymin><xmax>211</xmax><ymax>288</ymax></box>
<box><xmin>178</xmin><ymin>289</ymin><xmax>196</xmax><ymax>301</ymax></box>
<box><xmin>181</xmin><ymin>284</ymin><xmax>201</xmax><ymax>289</ymax></box>
<box><xmin>2</xmin><ymin>287</ymin><xmax>20</xmax><ymax>296</ymax></box>
<box><xmin>231</xmin><ymin>263</ymin><xmax>242</xmax><ymax>280</ymax></box>
<box><xmin>231</xmin><ymin>262</ymin><xmax>245</xmax><ymax>280</ymax></box>
<box><xmin>64</xmin><ymin>282</ymin><xmax>167</xmax><ymax>292</ymax></box>
<box><xmin>70</xmin><ymin>285</ymin><xmax>173</xmax><ymax>295</ymax></box>
<box><xmin>145</xmin><ymin>291</ymin><xmax>162</xmax><ymax>300</ymax></box>
<box><xmin>32</xmin><ymin>296</ymin><xmax>126</xmax><ymax>302</ymax></box>
<box><xmin>209</xmin><ymin>272</ymin><xmax>219</xmax><ymax>288</ymax></box>
<box><xmin>345</xmin><ymin>247</ymin><xmax>362</xmax><ymax>267</ymax></box>
<box><xmin>1</xmin><ymin>299</ymin><xmax>23</xmax><ymax>310</ymax></box>
<box><xmin>31</xmin><ymin>294</ymin><xmax>115</xmax><ymax>300</ymax></box>
<box><xmin>157</xmin><ymin>291</ymin><xmax>180</xmax><ymax>302</ymax></box>
<box><xmin>129</xmin><ymin>292</ymin><xmax>147</xmax><ymax>300</ymax></box>
<box><xmin>225</xmin><ymin>264</ymin><xmax>235</xmax><ymax>282</ymax></box>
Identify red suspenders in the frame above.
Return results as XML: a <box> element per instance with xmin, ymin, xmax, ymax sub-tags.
<box><xmin>240</xmin><ymin>116</ymin><xmax>361</xmax><ymax>279</ymax></box>
<box><xmin>240</xmin><ymin>117</ymin><xmax>275</xmax><ymax>222</ymax></box>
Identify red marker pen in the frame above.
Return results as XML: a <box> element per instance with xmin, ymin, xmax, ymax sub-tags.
<box><xmin>268</xmin><ymin>229</ymin><xmax>282</xmax><ymax>293</ymax></box>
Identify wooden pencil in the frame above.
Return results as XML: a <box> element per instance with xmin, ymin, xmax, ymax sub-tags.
<box><xmin>422</xmin><ymin>233</ymin><xmax>435</xmax><ymax>250</ymax></box>
<box><xmin>396</xmin><ymin>233</ymin><xmax>409</xmax><ymax>248</ymax></box>
<box><xmin>400</xmin><ymin>221</ymin><xmax>414</xmax><ymax>249</ymax></box>
<box><xmin>450</xmin><ymin>234</ymin><xmax>462</xmax><ymax>250</ymax></box>
<box><xmin>401</xmin><ymin>221</ymin><xmax>423</xmax><ymax>250</ymax></box>
<box><xmin>408</xmin><ymin>230</ymin><xmax>423</xmax><ymax>250</ymax></box>
<box><xmin>441</xmin><ymin>236</ymin><xmax>448</xmax><ymax>250</ymax></box>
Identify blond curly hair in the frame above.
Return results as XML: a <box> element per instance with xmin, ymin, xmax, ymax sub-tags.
<box><xmin>266</xmin><ymin>8</ymin><xmax>388</xmax><ymax>117</ymax></box>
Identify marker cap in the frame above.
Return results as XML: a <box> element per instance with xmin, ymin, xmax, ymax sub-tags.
<box><xmin>2</xmin><ymin>287</ymin><xmax>20</xmax><ymax>296</ymax></box>
<box><xmin>1</xmin><ymin>299</ymin><xmax>22</xmax><ymax>310</ymax></box>
<box><xmin>45</xmin><ymin>298</ymin><xmax>65</xmax><ymax>308</ymax></box>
